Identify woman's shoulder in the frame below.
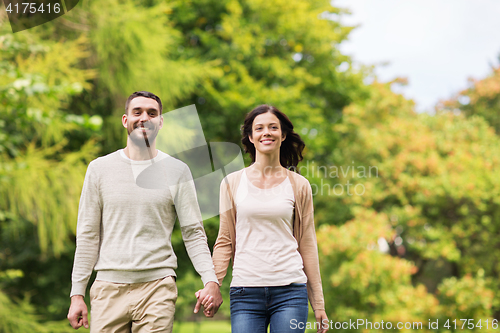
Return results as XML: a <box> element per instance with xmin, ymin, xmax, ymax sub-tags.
<box><xmin>221</xmin><ymin>169</ymin><xmax>245</xmax><ymax>186</ymax></box>
<box><xmin>286</xmin><ymin>168</ymin><xmax>311</xmax><ymax>186</ymax></box>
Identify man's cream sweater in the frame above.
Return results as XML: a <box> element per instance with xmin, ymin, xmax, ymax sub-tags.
<box><xmin>70</xmin><ymin>150</ymin><xmax>217</xmax><ymax>297</ymax></box>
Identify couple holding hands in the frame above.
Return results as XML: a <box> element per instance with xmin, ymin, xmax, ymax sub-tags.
<box><xmin>67</xmin><ymin>91</ymin><xmax>328</xmax><ymax>333</ymax></box>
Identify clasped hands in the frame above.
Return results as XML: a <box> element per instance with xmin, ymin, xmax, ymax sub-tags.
<box><xmin>193</xmin><ymin>281</ymin><xmax>223</xmax><ymax>318</ymax></box>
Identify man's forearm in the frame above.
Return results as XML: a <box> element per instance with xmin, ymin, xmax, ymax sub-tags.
<box><xmin>71</xmin><ymin>243</ymin><xmax>99</xmax><ymax>296</ymax></box>
<box><xmin>180</xmin><ymin>223</ymin><xmax>218</xmax><ymax>285</ymax></box>
<box><xmin>70</xmin><ymin>220</ymin><xmax>100</xmax><ymax>296</ymax></box>
<box><xmin>71</xmin><ymin>163</ymin><xmax>101</xmax><ymax>296</ymax></box>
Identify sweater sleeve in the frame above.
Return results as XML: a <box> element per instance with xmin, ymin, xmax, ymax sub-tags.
<box><xmin>70</xmin><ymin>162</ymin><xmax>102</xmax><ymax>297</ymax></box>
<box><xmin>175</xmin><ymin>165</ymin><xmax>218</xmax><ymax>286</ymax></box>
<box><xmin>212</xmin><ymin>177</ymin><xmax>234</xmax><ymax>285</ymax></box>
<box><xmin>298</xmin><ymin>183</ymin><xmax>325</xmax><ymax>311</ymax></box>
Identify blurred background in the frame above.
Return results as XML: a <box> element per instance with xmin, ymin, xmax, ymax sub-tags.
<box><xmin>1</xmin><ymin>0</ymin><xmax>499</xmax><ymax>332</ymax></box>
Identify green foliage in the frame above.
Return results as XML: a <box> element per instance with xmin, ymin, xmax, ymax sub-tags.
<box><xmin>59</xmin><ymin>0</ymin><xmax>221</xmax><ymax>154</ymax></box>
<box><xmin>170</xmin><ymin>0</ymin><xmax>368</xmax><ymax>155</ymax></box>
<box><xmin>0</xmin><ymin>21</ymin><xmax>99</xmax><ymax>330</ymax></box>
<box><xmin>174</xmin><ymin>270</ymin><xmax>205</xmax><ymax>321</ymax></box>
<box><xmin>437</xmin><ymin>271</ymin><xmax>495</xmax><ymax>320</ymax></box>
<box><xmin>86</xmin><ymin>0</ymin><xmax>215</xmax><ymax>107</ymax></box>
<box><xmin>438</xmin><ymin>65</ymin><xmax>500</xmax><ymax>135</ymax></box>
<box><xmin>0</xmin><ymin>213</ymin><xmax>77</xmax><ymax>321</ymax></box>
<box><xmin>315</xmin><ymin>81</ymin><xmax>500</xmax><ymax>331</ymax></box>
<box><xmin>318</xmin><ymin>208</ymin><xmax>439</xmax><ymax>330</ymax></box>
<box><xmin>0</xmin><ymin>32</ymin><xmax>93</xmax><ymax>156</ymax></box>
<box><xmin>0</xmin><ymin>291</ymin><xmax>74</xmax><ymax>333</ymax></box>
<box><xmin>0</xmin><ymin>30</ymin><xmax>98</xmax><ymax>255</ymax></box>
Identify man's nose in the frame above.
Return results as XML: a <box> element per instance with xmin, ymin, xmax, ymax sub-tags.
<box><xmin>139</xmin><ymin>112</ymin><xmax>150</xmax><ymax>122</ymax></box>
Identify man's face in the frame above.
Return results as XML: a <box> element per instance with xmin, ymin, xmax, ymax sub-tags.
<box><xmin>122</xmin><ymin>97</ymin><xmax>163</xmax><ymax>145</ymax></box>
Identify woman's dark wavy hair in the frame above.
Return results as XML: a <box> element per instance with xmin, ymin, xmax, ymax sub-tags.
<box><xmin>241</xmin><ymin>105</ymin><xmax>305</xmax><ymax>172</ymax></box>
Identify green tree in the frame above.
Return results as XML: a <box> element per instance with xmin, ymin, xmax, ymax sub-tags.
<box><xmin>59</xmin><ymin>0</ymin><xmax>222</xmax><ymax>154</ymax></box>
<box><xmin>169</xmin><ymin>0</ymin><xmax>368</xmax><ymax>150</ymax></box>
<box><xmin>438</xmin><ymin>63</ymin><xmax>500</xmax><ymax>135</ymax></box>
<box><xmin>318</xmin><ymin>208</ymin><xmax>440</xmax><ymax>331</ymax></box>
<box><xmin>0</xmin><ymin>21</ymin><xmax>98</xmax><ymax>329</ymax></box>
<box><xmin>314</xmin><ymin>81</ymin><xmax>500</xmax><ymax>331</ymax></box>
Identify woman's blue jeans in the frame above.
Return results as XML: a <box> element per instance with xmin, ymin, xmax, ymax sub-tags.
<box><xmin>230</xmin><ymin>283</ymin><xmax>309</xmax><ymax>333</ymax></box>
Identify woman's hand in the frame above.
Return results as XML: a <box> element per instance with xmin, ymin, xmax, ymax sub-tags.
<box><xmin>314</xmin><ymin>309</ymin><xmax>329</xmax><ymax>333</ymax></box>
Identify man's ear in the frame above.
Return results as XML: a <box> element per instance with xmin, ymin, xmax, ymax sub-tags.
<box><xmin>159</xmin><ymin>115</ymin><xmax>164</xmax><ymax>129</ymax></box>
<box><xmin>122</xmin><ymin>114</ymin><xmax>128</xmax><ymax>128</ymax></box>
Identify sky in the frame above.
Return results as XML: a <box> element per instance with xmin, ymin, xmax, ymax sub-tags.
<box><xmin>334</xmin><ymin>0</ymin><xmax>500</xmax><ymax>112</ymax></box>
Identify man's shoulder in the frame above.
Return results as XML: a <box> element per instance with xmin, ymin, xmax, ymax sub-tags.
<box><xmin>158</xmin><ymin>151</ymin><xmax>187</xmax><ymax>166</ymax></box>
<box><xmin>157</xmin><ymin>151</ymin><xmax>190</xmax><ymax>174</ymax></box>
<box><xmin>88</xmin><ymin>151</ymin><xmax>121</xmax><ymax>168</ymax></box>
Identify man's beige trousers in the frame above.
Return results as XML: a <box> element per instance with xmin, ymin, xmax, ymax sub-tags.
<box><xmin>90</xmin><ymin>276</ymin><xmax>177</xmax><ymax>333</ymax></box>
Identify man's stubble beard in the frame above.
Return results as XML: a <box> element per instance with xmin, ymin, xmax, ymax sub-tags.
<box><xmin>128</xmin><ymin>123</ymin><xmax>160</xmax><ymax>147</ymax></box>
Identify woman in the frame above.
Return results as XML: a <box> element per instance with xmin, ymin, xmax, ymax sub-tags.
<box><xmin>206</xmin><ymin>105</ymin><xmax>328</xmax><ymax>333</ymax></box>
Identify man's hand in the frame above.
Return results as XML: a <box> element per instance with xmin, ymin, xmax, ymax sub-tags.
<box><xmin>193</xmin><ymin>281</ymin><xmax>223</xmax><ymax>318</ymax></box>
<box><xmin>314</xmin><ymin>309</ymin><xmax>329</xmax><ymax>333</ymax></box>
<box><xmin>67</xmin><ymin>295</ymin><xmax>89</xmax><ymax>329</ymax></box>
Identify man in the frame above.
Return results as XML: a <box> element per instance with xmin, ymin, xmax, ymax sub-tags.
<box><xmin>67</xmin><ymin>91</ymin><xmax>222</xmax><ymax>332</ymax></box>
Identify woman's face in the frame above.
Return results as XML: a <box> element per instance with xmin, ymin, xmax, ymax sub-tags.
<box><xmin>249</xmin><ymin>112</ymin><xmax>286</xmax><ymax>155</ymax></box>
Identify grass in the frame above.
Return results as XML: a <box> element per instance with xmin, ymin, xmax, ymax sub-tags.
<box><xmin>173</xmin><ymin>320</ymin><xmax>232</xmax><ymax>333</ymax></box>
<box><xmin>173</xmin><ymin>319</ymin><xmax>319</xmax><ymax>333</ymax></box>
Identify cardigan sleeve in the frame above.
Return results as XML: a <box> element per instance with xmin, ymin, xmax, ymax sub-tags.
<box><xmin>297</xmin><ymin>182</ymin><xmax>325</xmax><ymax>311</ymax></box>
<box><xmin>212</xmin><ymin>177</ymin><xmax>234</xmax><ymax>285</ymax></box>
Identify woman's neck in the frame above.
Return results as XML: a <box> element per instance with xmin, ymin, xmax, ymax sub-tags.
<box><xmin>249</xmin><ymin>156</ymin><xmax>284</xmax><ymax>177</ymax></box>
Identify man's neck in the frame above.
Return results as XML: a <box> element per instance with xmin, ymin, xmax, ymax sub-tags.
<box><xmin>124</xmin><ymin>144</ymin><xmax>158</xmax><ymax>161</ymax></box>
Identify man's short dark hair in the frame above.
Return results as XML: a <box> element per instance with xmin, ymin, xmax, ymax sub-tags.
<box><xmin>125</xmin><ymin>91</ymin><xmax>163</xmax><ymax>114</ymax></box>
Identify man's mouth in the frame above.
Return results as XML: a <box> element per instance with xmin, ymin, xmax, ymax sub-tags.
<box><xmin>135</xmin><ymin>125</ymin><xmax>153</xmax><ymax>130</ymax></box>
